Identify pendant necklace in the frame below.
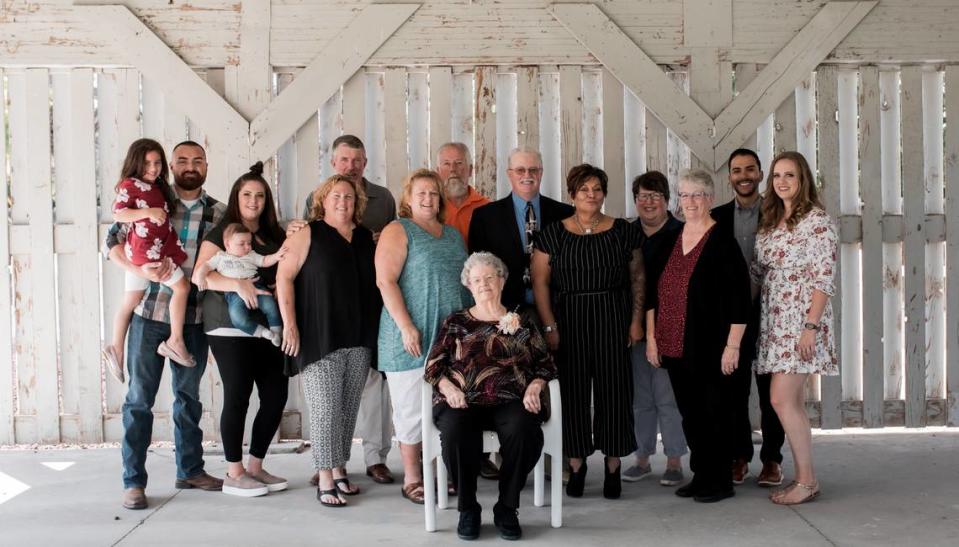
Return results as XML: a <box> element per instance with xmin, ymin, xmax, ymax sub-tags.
<box><xmin>575</xmin><ymin>215</ymin><xmax>601</xmax><ymax>234</ymax></box>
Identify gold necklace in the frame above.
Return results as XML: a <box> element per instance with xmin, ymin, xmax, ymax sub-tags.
<box><xmin>574</xmin><ymin>214</ymin><xmax>602</xmax><ymax>234</ymax></box>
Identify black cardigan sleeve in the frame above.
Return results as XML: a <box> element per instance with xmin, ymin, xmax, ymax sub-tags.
<box><xmin>718</xmin><ymin>233</ymin><xmax>751</xmax><ymax>327</ymax></box>
<box><xmin>644</xmin><ymin>229</ymin><xmax>680</xmax><ymax>313</ymax></box>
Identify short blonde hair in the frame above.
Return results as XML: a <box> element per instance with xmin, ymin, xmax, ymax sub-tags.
<box><xmin>678</xmin><ymin>168</ymin><xmax>715</xmax><ymax>195</ymax></box>
<box><xmin>308</xmin><ymin>174</ymin><xmax>367</xmax><ymax>224</ymax></box>
<box><xmin>398</xmin><ymin>169</ymin><xmax>446</xmax><ymax>223</ymax></box>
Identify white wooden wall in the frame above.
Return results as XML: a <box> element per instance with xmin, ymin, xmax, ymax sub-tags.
<box><xmin>1</xmin><ymin>62</ymin><xmax>957</xmax><ymax>444</ymax></box>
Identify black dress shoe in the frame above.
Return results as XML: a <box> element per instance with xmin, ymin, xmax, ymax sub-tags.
<box><xmin>675</xmin><ymin>481</ymin><xmax>699</xmax><ymax>498</ymax></box>
<box><xmin>493</xmin><ymin>502</ymin><xmax>522</xmax><ymax>541</ymax></box>
<box><xmin>480</xmin><ymin>458</ymin><xmax>500</xmax><ymax>480</ymax></box>
<box><xmin>603</xmin><ymin>457</ymin><xmax>622</xmax><ymax>499</ymax></box>
<box><xmin>694</xmin><ymin>488</ymin><xmax>735</xmax><ymax>503</ymax></box>
<box><xmin>566</xmin><ymin>461</ymin><xmax>587</xmax><ymax>497</ymax></box>
<box><xmin>457</xmin><ymin>508</ymin><xmax>482</xmax><ymax>540</ymax></box>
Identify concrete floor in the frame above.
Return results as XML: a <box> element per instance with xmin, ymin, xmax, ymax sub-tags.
<box><xmin>1</xmin><ymin>429</ymin><xmax>957</xmax><ymax>547</ymax></box>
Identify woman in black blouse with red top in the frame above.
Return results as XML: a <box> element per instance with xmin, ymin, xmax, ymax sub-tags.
<box><xmin>425</xmin><ymin>252</ymin><xmax>556</xmax><ymax>541</ymax></box>
<box><xmin>645</xmin><ymin>168</ymin><xmax>750</xmax><ymax>504</ymax></box>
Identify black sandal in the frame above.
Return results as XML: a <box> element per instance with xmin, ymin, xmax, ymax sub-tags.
<box><xmin>566</xmin><ymin>461</ymin><xmax>587</xmax><ymax>497</ymax></box>
<box><xmin>334</xmin><ymin>477</ymin><xmax>360</xmax><ymax>496</ymax></box>
<box><xmin>317</xmin><ymin>488</ymin><xmax>347</xmax><ymax>507</ymax></box>
<box><xmin>603</xmin><ymin>457</ymin><xmax>622</xmax><ymax>499</ymax></box>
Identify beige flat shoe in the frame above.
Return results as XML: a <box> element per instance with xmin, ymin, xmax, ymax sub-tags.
<box><xmin>101</xmin><ymin>345</ymin><xmax>125</xmax><ymax>383</ymax></box>
<box><xmin>157</xmin><ymin>341</ymin><xmax>196</xmax><ymax>367</ymax></box>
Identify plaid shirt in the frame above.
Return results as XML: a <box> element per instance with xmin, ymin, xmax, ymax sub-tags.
<box><xmin>104</xmin><ymin>191</ymin><xmax>226</xmax><ymax>325</ymax></box>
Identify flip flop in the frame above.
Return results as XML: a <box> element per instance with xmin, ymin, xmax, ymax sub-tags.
<box><xmin>334</xmin><ymin>478</ymin><xmax>360</xmax><ymax>496</ymax></box>
<box><xmin>157</xmin><ymin>341</ymin><xmax>196</xmax><ymax>367</ymax></box>
<box><xmin>317</xmin><ymin>488</ymin><xmax>347</xmax><ymax>508</ymax></box>
<box><xmin>401</xmin><ymin>481</ymin><xmax>425</xmax><ymax>505</ymax></box>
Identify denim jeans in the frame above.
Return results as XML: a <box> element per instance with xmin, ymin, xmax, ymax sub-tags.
<box><xmin>224</xmin><ymin>292</ymin><xmax>281</xmax><ymax>336</ymax></box>
<box><xmin>121</xmin><ymin>314</ymin><xmax>209</xmax><ymax>489</ymax></box>
<box><xmin>632</xmin><ymin>341</ymin><xmax>688</xmax><ymax>458</ymax></box>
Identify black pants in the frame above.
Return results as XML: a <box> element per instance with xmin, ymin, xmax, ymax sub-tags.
<box><xmin>209</xmin><ymin>336</ymin><xmax>289</xmax><ymax>462</ymax></box>
<box><xmin>730</xmin><ymin>364</ymin><xmax>785</xmax><ymax>464</ymax></box>
<box><xmin>664</xmin><ymin>356</ymin><xmax>736</xmax><ymax>493</ymax></box>
<box><xmin>434</xmin><ymin>401</ymin><xmax>543</xmax><ymax>512</ymax></box>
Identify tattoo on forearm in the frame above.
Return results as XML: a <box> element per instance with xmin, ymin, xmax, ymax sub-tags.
<box><xmin>630</xmin><ymin>249</ymin><xmax>645</xmax><ymax>316</ymax></box>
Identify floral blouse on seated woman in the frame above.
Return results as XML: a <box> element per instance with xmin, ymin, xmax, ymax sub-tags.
<box><xmin>425</xmin><ymin>309</ymin><xmax>557</xmax><ymax>408</ymax></box>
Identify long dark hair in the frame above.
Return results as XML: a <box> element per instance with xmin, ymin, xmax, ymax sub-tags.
<box><xmin>116</xmin><ymin>138</ymin><xmax>175</xmax><ymax>210</ymax></box>
<box><xmin>225</xmin><ymin>162</ymin><xmax>285</xmax><ymax>244</ymax></box>
<box><xmin>758</xmin><ymin>151</ymin><xmax>823</xmax><ymax>233</ymax></box>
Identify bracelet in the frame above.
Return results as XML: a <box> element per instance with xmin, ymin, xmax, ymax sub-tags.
<box><xmin>544</xmin><ymin>324</ymin><xmax>558</xmax><ymax>333</ymax></box>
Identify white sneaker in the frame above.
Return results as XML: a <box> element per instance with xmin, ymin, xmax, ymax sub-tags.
<box><xmin>223</xmin><ymin>473</ymin><xmax>269</xmax><ymax>497</ymax></box>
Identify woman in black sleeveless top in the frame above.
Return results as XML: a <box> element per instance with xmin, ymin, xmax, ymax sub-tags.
<box><xmin>276</xmin><ymin>174</ymin><xmax>381</xmax><ymax>508</ymax></box>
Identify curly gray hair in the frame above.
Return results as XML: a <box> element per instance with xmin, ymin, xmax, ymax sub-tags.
<box><xmin>460</xmin><ymin>252</ymin><xmax>509</xmax><ymax>287</ymax></box>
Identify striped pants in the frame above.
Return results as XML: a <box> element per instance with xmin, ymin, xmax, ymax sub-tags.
<box><xmin>302</xmin><ymin>347</ymin><xmax>371</xmax><ymax>470</ymax></box>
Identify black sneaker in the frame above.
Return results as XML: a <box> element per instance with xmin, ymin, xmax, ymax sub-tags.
<box><xmin>457</xmin><ymin>508</ymin><xmax>481</xmax><ymax>541</ymax></box>
<box><xmin>493</xmin><ymin>502</ymin><xmax>522</xmax><ymax>541</ymax></box>
<box><xmin>694</xmin><ymin>488</ymin><xmax>735</xmax><ymax>503</ymax></box>
<box><xmin>480</xmin><ymin>458</ymin><xmax>500</xmax><ymax>480</ymax></box>
<box><xmin>675</xmin><ymin>481</ymin><xmax>699</xmax><ymax>498</ymax></box>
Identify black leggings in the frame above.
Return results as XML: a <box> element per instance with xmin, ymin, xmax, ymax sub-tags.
<box><xmin>208</xmin><ymin>336</ymin><xmax>289</xmax><ymax>462</ymax></box>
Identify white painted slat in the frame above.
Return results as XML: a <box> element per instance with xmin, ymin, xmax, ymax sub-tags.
<box><xmin>428</xmin><ymin>66</ymin><xmax>453</xmax><ymax>164</ymax></box>
<box><xmin>201</xmin><ymin>68</ymin><xmax>233</xmax><ymax>201</ymax></box>
<box><xmin>384</xmin><ymin>68</ymin><xmax>409</xmax><ymax>197</ymax></box>
<box><xmin>275</xmin><ymin>73</ymin><xmax>299</xmax><ymax>220</ymax></box>
<box><xmin>365</xmin><ymin>72</ymin><xmax>387</xmax><ymax>190</ymax></box>
<box><xmin>666</xmin><ymin>72</ymin><xmax>690</xmax><ymax>198</ymax></box>
<box><xmin>645</xmin><ymin>111</ymin><xmax>668</xmax><ymax>185</ymax></box>
<box><xmin>342</xmin><ymin>70</ymin><xmax>367</xmax><ymax>142</ymax></box>
<box><xmin>756</xmin><ymin>112</ymin><xmax>775</xmax><ymax>194</ymax></box>
<box><xmin>774</xmin><ymin>89</ymin><xmax>797</xmax><ymax>155</ymax></box>
<box><xmin>602</xmin><ymin>69</ymin><xmax>626</xmax><ymax>218</ymax></box>
<box><xmin>859</xmin><ymin>66</ymin><xmax>884</xmax><ymax>427</ymax></box>
<box><xmin>900</xmin><ymin>66</ymin><xmax>927</xmax><ymax>427</ymax></box>
<box><xmin>234</xmin><ymin>0</ymin><xmax>271</xmax><ymax>121</ymax></box>
<box><xmin>0</xmin><ymin>69</ymin><xmax>15</xmax><ymax>445</ymax></box>
<box><xmin>452</xmin><ymin>71</ymin><xmax>474</xmax><ymax>155</ymax></box>
<box><xmin>408</xmin><ymin>71</ymin><xmax>430</xmax><ymax>170</ymax></box>
<box><xmin>316</xmin><ymin>88</ymin><xmax>340</xmax><ymax>184</ymax></box>
<box><xmin>474</xmin><ymin>67</ymin><xmax>497</xmax><ymax>199</ymax></box>
<box><xmin>796</xmin><ymin>74</ymin><xmax>818</xmax><ymax>180</ymax></box>
<box><xmin>52</xmin><ymin>68</ymin><xmax>103</xmax><ymax>442</ymax></box>
<box><xmin>188</xmin><ymin>70</ymin><xmax>209</xmax><ymax>146</ymax></box>
<box><xmin>538</xmin><ymin>71</ymin><xmax>562</xmax><ymax>202</ymax></box>
<box><xmin>559</xmin><ymin>66</ymin><xmax>583</xmax><ymax>196</ymax></box>
<box><xmin>945</xmin><ymin>66</ymin><xmax>959</xmax><ymax>426</ymax></box>
<box><xmin>838</xmin><ymin>69</ymin><xmax>862</xmax><ymax>406</ymax></box>
<box><xmin>922</xmin><ymin>68</ymin><xmax>946</xmax><ymax>399</ymax></box>
<box><xmin>581</xmin><ymin>70</ymin><xmax>603</xmax><ymax>168</ymax></box>
<box><xmin>516</xmin><ymin>66</ymin><xmax>540</xmax><ymax>150</ymax></box>
<box><xmin>496</xmin><ymin>72</ymin><xmax>517</xmax><ymax>199</ymax></box>
<box><xmin>816</xmin><ymin>66</ymin><xmax>840</xmax><ymax>424</ymax></box>
<box><xmin>733</xmin><ymin>63</ymin><xmax>761</xmax><ymax>153</ymax></box>
<box><xmin>624</xmin><ymin>88</ymin><xmax>646</xmax><ymax>219</ymax></box>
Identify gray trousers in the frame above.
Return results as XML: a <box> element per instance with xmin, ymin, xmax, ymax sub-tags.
<box><xmin>302</xmin><ymin>347</ymin><xmax>370</xmax><ymax>470</ymax></box>
<box><xmin>354</xmin><ymin>367</ymin><xmax>393</xmax><ymax>466</ymax></box>
<box><xmin>632</xmin><ymin>341</ymin><xmax>687</xmax><ymax>458</ymax></box>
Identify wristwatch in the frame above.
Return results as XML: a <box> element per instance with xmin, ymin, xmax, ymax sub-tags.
<box><xmin>544</xmin><ymin>324</ymin><xmax>557</xmax><ymax>333</ymax></box>
<box><xmin>803</xmin><ymin>322</ymin><xmax>821</xmax><ymax>331</ymax></box>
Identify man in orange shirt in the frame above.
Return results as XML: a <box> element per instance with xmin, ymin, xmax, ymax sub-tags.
<box><xmin>436</xmin><ymin>142</ymin><xmax>490</xmax><ymax>247</ymax></box>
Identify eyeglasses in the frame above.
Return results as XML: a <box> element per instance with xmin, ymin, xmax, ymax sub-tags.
<box><xmin>677</xmin><ymin>191</ymin><xmax>710</xmax><ymax>201</ymax></box>
<box><xmin>636</xmin><ymin>192</ymin><xmax>664</xmax><ymax>202</ymax></box>
<box><xmin>509</xmin><ymin>167</ymin><xmax>543</xmax><ymax>176</ymax></box>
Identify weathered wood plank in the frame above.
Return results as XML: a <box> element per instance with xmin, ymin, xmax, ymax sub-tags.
<box><xmin>428</xmin><ymin>66</ymin><xmax>453</xmax><ymax>163</ymax></box>
<box><xmin>452</xmin><ymin>71</ymin><xmax>474</xmax><ymax>153</ymax></box>
<box><xmin>602</xmin><ymin>68</ymin><xmax>626</xmax><ymax>218</ymax></box>
<box><xmin>645</xmin><ymin>111</ymin><xmax>668</xmax><ymax>183</ymax></box>
<box><xmin>516</xmin><ymin>66</ymin><xmax>540</xmax><ymax>150</ymax></box>
<box><xmin>838</xmin><ymin>69</ymin><xmax>862</xmax><ymax>410</ymax></box>
<box><xmin>365</xmin><ymin>72</ymin><xmax>387</xmax><ymax>190</ymax></box>
<box><xmin>495</xmin><ymin>72</ymin><xmax>518</xmax><ymax>199</ymax></box>
<box><xmin>559</xmin><ymin>66</ymin><xmax>583</xmax><ymax>193</ymax></box>
<box><xmin>474</xmin><ymin>66</ymin><xmax>497</xmax><ymax>199</ymax></box>
<box><xmin>317</xmin><ymin>87</ymin><xmax>341</xmax><ymax>184</ymax></box>
<box><xmin>816</xmin><ymin>66</ymin><xmax>840</xmax><ymax>425</ymax></box>
<box><xmin>713</xmin><ymin>1</ymin><xmax>878</xmax><ymax>169</ymax></box>
<box><xmin>623</xmin><ymin>88</ymin><xmax>646</xmax><ymax>219</ymax></box>
<box><xmin>250</xmin><ymin>4</ymin><xmax>420</xmax><ymax>160</ymax></box>
<box><xmin>921</xmin><ymin>69</ymin><xmax>946</xmax><ymax>400</ymax></box>
<box><xmin>732</xmin><ymin>63</ymin><xmax>761</xmax><ymax>154</ymax></box>
<box><xmin>384</xmin><ymin>67</ymin><xmax>409</xmax><ymax>198</ymax></box>
<box><xmin>341</xmin><ymin>70</ymin><xmax>367</xmax><ymax>142</ymax></box>
<box><xmin>946</xmin><ymin>66</ymin><xmax>959</xmax><ymax>426</ymax></box>
<box><xmin>538</xmin><ymin>71</ymin><xmax>562</xmax><ymax>202</ymax></box>
<box><xmin>666</xmin><ymin>72</ymin><xmax>691</xmax><ymax>196</ymax></box>
<box><xmin>900</xmin><ymin>66</ymin><xmax>927</xmax><ymax>427</ymax></box>
<box><xmin>0</xmin><ymin>69</ymin><xmax>14</xmax><ymax>445</ymax></box>
<box><xmin>581</xmin><ymin>70</ymin><xmax>603</xmax><ymax>169</ymax></box>
<box><xmin>199</xmin><ymin>68</ymin><xmax>233</xmax><ymax>200</ymax></box>
<box><xmin>773</xmin><ymin>91</ymin><xmax>797</xmax><ymax>155</ymax></box>
<box><xmin>859</xmin><ymin>66</ymin><xmax>884</xmax><ymax>428</ymax></box>
<box><xmin>683</xmin><ymin>0</ymin><xmax>732</xmax><ymax>49</ymax></box>
<box><xmin>408</xmin><ymin>71</ymin><xmax>430</xmax><ymax>170</ymax></box>
<box><xmin>275</xmin><ymin>73</ymin><xmax>299</xmax><ymax>220</ymax></box>
<box><xmin>233</xmin><ymin>0</ymin><xmax>271</xmax><ymax>121</ymax></box>
<box><xmin>796</xmin><ymin>74</ymin><xmax>817</xmax><ymax>177</ymax></box>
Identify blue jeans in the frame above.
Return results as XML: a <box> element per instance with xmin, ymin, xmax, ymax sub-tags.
<box><xmin>121</xmin><ymin>314</ymin><xmax>209</xmax><ymax>488</ymax></box>
<box><xmin>224</xmin><ymin>292</ymin><xmax>281</xmax><ymax>336</ymax></box>
<box><xmin>632</xmin><ymin>341</ymin><xmax>688</xmax><ymax>458</ymax></box>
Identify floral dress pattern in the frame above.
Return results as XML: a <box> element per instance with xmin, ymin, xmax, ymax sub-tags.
<box><xmin>751</xmin><ymin>207</ymin><xmax>839</xmax><ymax>375</ymax></box>
<box><xmin>113</xmin><ymin>177</ymin><xmax>187</xmax><ymax>267</ymax></box>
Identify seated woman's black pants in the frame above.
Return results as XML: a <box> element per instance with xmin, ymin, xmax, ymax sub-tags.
<box><xmin>434</xmin><ymin>401</ymin><xmax>544</xmax><ymax>512</ymax></box>
<box><xmin>662</xmin><ymin>356</ymin><xmax>736</xmax><ymax>494</ymax></box>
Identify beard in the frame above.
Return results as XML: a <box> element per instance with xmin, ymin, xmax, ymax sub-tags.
<box><xmin>445</xmin><ymin>176</ymin><xmax>468</xmax><ymax>199</ymax></box>
<box><xmin>174</xmin><ymin>170</ymin><xmax>206</xmax><ymax>191</ymax></box>
<box><xmin>732</xmin><ymin>180</ymin><xmax>759</xmax><ymax>198</ymax></box>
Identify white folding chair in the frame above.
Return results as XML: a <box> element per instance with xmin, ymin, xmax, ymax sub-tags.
<box><xmin>422</xmin><ymin>378</ymin><xmax>563</xmax><ymax>531</ymax></box>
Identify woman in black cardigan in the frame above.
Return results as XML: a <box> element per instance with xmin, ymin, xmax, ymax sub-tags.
<box><xmin>645</xmin><ymin>168</ymin><xmax>750</xmax><ymax>503</ymax></box>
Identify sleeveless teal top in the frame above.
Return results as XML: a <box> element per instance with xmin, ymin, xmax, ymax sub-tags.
<box><xmin>377</xmin><ymin>218</ymin><xmax>471</xmax><ymax>372</ymax></box>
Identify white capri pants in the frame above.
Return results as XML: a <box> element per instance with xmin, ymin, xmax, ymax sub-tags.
<box><xmin>385</xmin><ymin>368</ymin><xmax>424</xmax><ymax>444</ymax></box>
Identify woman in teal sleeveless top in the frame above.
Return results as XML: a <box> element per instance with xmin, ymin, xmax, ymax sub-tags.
<box><xmin>376</xmin><ymin>169</ymin><xmax>470</xmax><ymax>503</ymax></box>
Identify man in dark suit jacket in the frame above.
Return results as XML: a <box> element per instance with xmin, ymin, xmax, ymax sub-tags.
<box><xmin>468</xmin><ymin>147</ymin><xmax>574</xmax><ymax>311</ymax></box>
<box><xmin>712</xmin><ymin>148</ymin><xmax>785</xmax><ymax>489</ymax></box>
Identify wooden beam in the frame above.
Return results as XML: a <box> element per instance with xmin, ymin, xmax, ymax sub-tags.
<box><xmin>250</xmin><ymin>4</ymin><xmax>420</xmax><ymax>160</ymax></box>
<box><xmin>683</xmin><ymin>0</ymin><xmax>732</xmax><ymax>49</ymax></box>
<box><xmin>384</xmin><ymin>67</ymin><xmax>409</xmax><ymax>197</ymax></box>
<box><xmin>559</xmin><ymin>66</ymin><xmax>583</xmax><ymax>188</ymax></box>
<box><xmin>474</xmin><ymin>66</ymin><xmax>497</xmax><ymax>199</ymax></box>
<box><xmin>231</xmin><ymin>0</ymin><xmax>272</xmax><ymax>121</ymax></box>
<box><xmin>713</xmin><ymin>1</ymin><xmax>877</xmax><ymax>169</ymax></box>
<box><xmin>946</xmin><ymin>66</ymin><xmax>959</xmax><ymax>426</ymax></box>
<box><xmin>549</xmin><ymin>3</ymin><xmax>715</xmax><ymax>167</ymax></box>
<box><xmin>428</xmin><ymin>66</ymin><xmax>453</xmax><ymax>163</ymax></box>
<box><xmin>602</xmin><ymin>68</ymin><xmax>626</xmax><ymax>217</ymax></box>
<box><xmin>0</xmin><ymin>71</ymin><xmax>13</xmax><ymax>445</ymax></box>
<box><xmin>516</xmin><ymin>66</ymin><xmax>540</xmax><ymax>149</ymax></box>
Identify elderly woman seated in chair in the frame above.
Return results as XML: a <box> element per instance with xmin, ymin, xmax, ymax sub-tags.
<box><xmin>425</xmin><ymin>252</ymin><xmax>557</xmax><ymax>541</ymax></box>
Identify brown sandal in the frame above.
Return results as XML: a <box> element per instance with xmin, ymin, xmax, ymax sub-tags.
<box><xmin>401</xmin><ymin>481</ymin><xmax>425</xmax><ymax>505</ymax></box>
<box><xmin>771</xmin><ymin>481</ymin><xmax>820</xmax><ymax>505</ymax></box>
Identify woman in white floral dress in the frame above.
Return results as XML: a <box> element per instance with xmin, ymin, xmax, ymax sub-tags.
<box><xmin>752</xmin><ymin>151</ymin><xmax>838</xmax><ymax>506</ymax></box>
